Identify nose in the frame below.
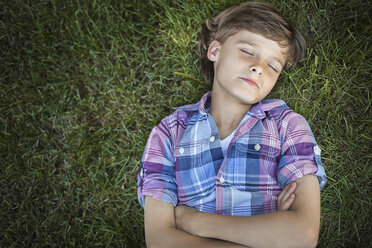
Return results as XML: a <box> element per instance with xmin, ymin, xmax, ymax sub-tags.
<box><xmin>250</xmin><ymin>65</ymin><xmax>263</xmax><ymax>75</ymax></box>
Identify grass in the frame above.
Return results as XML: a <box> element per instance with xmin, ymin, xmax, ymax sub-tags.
<box><xmin>0</xmin><ymin>0</ymin><xmax>370</xmax><ymax>247</ymax></box>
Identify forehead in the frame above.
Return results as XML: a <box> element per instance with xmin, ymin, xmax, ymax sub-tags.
<box><xmin>226</xmin><ymin>30</ymin><xmax>288</xmax><ymax>62</ymax></box>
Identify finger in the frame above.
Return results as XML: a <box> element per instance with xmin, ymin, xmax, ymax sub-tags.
<box><xmin>278</xmin><ymin>181</ymin><xmax>296</xmax><ymax>203</ymax></box>
<box><xmin>280</xmin><ymin>182</ymin><xmax>297</xmax><ymax>205</ymax></box>
<box><xmin>279</xmin><ymin>193</ymin><xmax>295</xmax><ymax>211</ymax></box>
<box><xmin>278</xmin><ymin>183</ymin><xmax>291</xmax><ymax>203</ymax></box>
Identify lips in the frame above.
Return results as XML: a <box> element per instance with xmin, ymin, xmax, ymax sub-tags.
<box><xmin>239</xmin><ymin>77</ymin><xmax>259</xmax><ymax>88</ymax></box>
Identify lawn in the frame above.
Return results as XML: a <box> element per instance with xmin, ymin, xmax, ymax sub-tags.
<box><xmin>1</xmin><ymin>0</ymin><xmax>371</xmax><ymax>247</ymax></box>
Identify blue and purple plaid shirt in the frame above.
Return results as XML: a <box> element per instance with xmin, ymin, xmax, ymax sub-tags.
<box><xmin>138</xmin><ymin>91</ymin><xmax>326</xmax><ymax>216</ymax></box>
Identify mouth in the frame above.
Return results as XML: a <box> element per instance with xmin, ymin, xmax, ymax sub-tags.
<box><xmin>239</xmin><ymin>77</ymin><xmax>259</xmax><ymax>88</ymax></box>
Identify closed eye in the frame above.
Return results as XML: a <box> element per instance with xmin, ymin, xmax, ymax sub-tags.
<box><xmin>268</xmin><ymin>64</ymin><xmax>278</xmax><ymax>72</ymax></box>
<box><xmin>241</xmin><ymin>49</ymin><xmax>254</xmax><ymax>56</ymax></box>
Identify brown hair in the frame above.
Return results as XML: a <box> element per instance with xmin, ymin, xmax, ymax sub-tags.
<box><xmin>198</xmin><ymin>1</ymin><xmax>306</xmax><ymax>83</ymax></box>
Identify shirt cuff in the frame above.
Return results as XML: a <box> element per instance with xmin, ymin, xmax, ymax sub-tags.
<box><xmin>138</xmin><ymin>188</ymin><xmax>178</xmax><ymax>208</ymax></box>
<box><xmin>277</xmin><ymin>145</ymin><xmax>327</xmax><ymax>189</ymax></box>
<box><xmin>137</xmin><ymin>169</ymin><xmax>178</xmax><ymax>208</ymax></box>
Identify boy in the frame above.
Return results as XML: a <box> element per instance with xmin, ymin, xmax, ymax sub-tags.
<box><xmin>138</xmin><ymin>1</ymin><xmax>327</xmax><ymax>247</ymax></box>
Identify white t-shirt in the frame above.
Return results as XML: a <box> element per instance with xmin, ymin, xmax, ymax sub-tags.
<box><xmin>220</xmin><ymin>129</ymin><xmax>237</xmax><ymax>157</ymax></box>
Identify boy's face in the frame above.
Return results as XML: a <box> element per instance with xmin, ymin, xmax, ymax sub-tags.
<box><xmin>208</xmin><ymin>30</ymin><xmax>288</xmax><ymax>106</ymax></box>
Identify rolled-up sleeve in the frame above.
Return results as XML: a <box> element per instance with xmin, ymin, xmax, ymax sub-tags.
<box><xmin>137</xmin><ymin>119</ymin><xmax>178</xmax><ymax>207</ymax></box>
<box><xmin>276</xmin><ymin>113</ymin><xmax>327</xmax><ymax>189</ymax></box>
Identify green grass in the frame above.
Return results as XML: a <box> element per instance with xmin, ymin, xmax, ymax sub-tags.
<box><xmin>0</xmin><ymin>0</ymin><xmax>370</xmax><ymax>247</ymax></box>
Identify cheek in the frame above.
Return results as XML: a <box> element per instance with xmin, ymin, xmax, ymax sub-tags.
<box><xmin>262</xmin><ymin>74</ymin><xmax>279</xmax><ymax>92</ymax></box>
<box><xmin>265</xmin><ymin>70</ymin><xmax>279</xmax><ymax>83</ymax></box>
<box><xmin>237</xmin><ymin>54</ymin><xmax>252</xmax><ymax>66</ymax></box>
<box><xmin>216</xmin><ymin>56</ymin><xmax>237</xmax><ymax>76</ymax></box>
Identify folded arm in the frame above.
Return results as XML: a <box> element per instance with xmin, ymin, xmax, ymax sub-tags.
<box><xmin>175</xmin><ymin>174</ymin><xmax>320</xmax><ymax>248</ymax></box>
<box><xmin>144</xmin><ymin>196</ymin><xmax>250</xmax><ymax>248</ymax></box>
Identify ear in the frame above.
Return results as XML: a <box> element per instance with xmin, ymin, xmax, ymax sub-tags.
<box><xmin>207</xmin><ymin>40</ymin><xmax>221</xmax><ymax>62</ymax></box>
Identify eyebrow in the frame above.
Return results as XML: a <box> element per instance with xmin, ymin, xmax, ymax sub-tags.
<box><xmin>271</xmin><ymin>57</ymin><xmax>284</xmax><ymax>68</ymax></box>
<box><xmin>237</xmin><ymin>40</ymin><xmax>257</xmax><ymax>47</ymax></box>
<box><xmin>237</xmin><ymin>40</ymin><xmax>285</xmax><ymax>68</ymax></box>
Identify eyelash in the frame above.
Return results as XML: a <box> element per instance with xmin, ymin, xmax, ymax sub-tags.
<box><xmin>241</xmin><ymin>49</ymin><xmax>253</xmax><ymax>56</ymax></box>
<box><xmin>268</xmin><ymin>65</ymin><xmax>278</xmax><ymax>72</ymax></box>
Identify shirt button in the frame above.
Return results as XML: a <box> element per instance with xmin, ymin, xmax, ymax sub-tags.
<box><xmin>179</xmin><ymin>147</ymin><xmax>184</xmax><ymax>154</ymax></box>
<box><xmin>314</xmin><ymin>146</ymin><xmax>321</xmax><ymax>156</ymax></box>
<box><xmin>209</xmin><ymin>136</ymin><xmax>215</xmax><ymax>142</ymax></box>
<box><xmin>219</xmin><ymin>176</ymin><xmax>225</xmax><ymax>184</ymax></box>
<box><xmin>254</xmin><ymin>144</ymin><xmax>261</xmax><ymax>151</ymax></box>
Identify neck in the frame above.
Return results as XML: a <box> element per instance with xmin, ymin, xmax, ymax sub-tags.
<box><xmin>209</xmin><ymin>85</ymin><xmax>252</xmax><ymax>139</ymax></box>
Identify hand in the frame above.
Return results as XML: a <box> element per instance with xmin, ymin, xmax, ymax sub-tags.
<box><xmin>277</xmin><ymin>181</ymin><xmax>297</xmax><ymax>211</ymax></box>
<box><xmin>175</xmin><ymin>204</ymin><xmax>201</xmax><ymax>236</ymax></box>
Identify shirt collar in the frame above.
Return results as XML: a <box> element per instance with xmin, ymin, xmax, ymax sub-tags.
<box><xmin>174</xmin><ymin>91</ymin><xmax>289</xmax><ymax>119</ymax></box>
<box><xmin>173</xmin><ymin>91</ymin><xmax>211</xmax><ymax>114</ymax></box>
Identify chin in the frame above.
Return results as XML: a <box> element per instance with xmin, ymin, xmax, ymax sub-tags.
<box><xmin>240</xmin><ymin>94</ymin><xmax>260</xmax><ymax>104</ymax></box>
<box><xmin>230</xmin><ymin>89</ymin><xmax>261</xmax><ymax>105</ymax></box>
<box><xmin>240</xmin><ymin>98</ymin><xmax>259</xmax><ymax>106</ymax></box>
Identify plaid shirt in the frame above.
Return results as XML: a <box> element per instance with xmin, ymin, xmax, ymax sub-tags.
<box><xmin>137</xmin><ymin>92</ymin><xmax>326</xmax><ymax>216</ymax></box>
